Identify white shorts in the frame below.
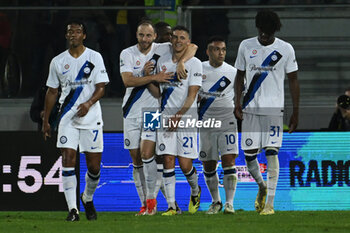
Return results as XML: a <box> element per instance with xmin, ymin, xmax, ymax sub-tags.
<box><xmin>241</xmin><ymin>113</ymin><xmax>283</xmax><ymax>151</ymax></box>
<box><xmin>199</xmin><ymin>118</ymin><xmax>238</xmax><ymax>161</ymax></box>
<box><xmin>123</xmin><ymin>117</ymin><xmax>156</xmax><ymax>149</ymax></box>
<box><xmin>57</xmin><ymin>126</ymin><xmax>103</xmax><ymax>153</ymax></box>
<box><xmin>156</xmin><ymin>129</ymin><xmax>198</xmax><ymax>159</ymax></box>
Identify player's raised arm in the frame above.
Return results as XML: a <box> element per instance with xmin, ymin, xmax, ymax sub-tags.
<box><xmin>287</xmin><ymin>71</ymin><xmax>300</xmax><ymax>133</ymax></box>
<box><xmin>42</xmin><ymin>87</ymin><xmax>58</xmax><ymax>140</ymax></box>
<box><xmin>233</xmin><ymin>69</ymin><xmax>245</xmax><ymax>121</ymax></box>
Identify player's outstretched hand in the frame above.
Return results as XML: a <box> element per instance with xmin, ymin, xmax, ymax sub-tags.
<box><xmin>77</xmin><ymin>101</ymin><xmax>92</xmax><ymax>117</ymax></box>
<box><xmin>154</xmin><ymin>69</ymin><xmax>174</xmax><ymax>83</ymax></box>
<box><xmin>176</xmin><ymin>62</ymin><xmax>187</xmax><ymax>80</ymax></box>
<box><xmin>143</xmin><ymin>61</ymin><xmax>155</xmax><ymax>76</ymax></box>
<box><xmin>234</xmin><ymin>105</ymin><xmax>243</xmax><ymax>121</ymax></box>
<box><xmin>42</xmin><ymin>122</ymin><xmax>51</xmax><ymax>141</ymax></box>
<box><xmin>288</xmin><ymin>111</ymin><xmax>299</xmax><ymax>133</ymax></box>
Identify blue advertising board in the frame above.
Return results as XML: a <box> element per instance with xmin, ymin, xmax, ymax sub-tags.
<box><xmin>80</xmin><ymin>132</ymin><xmax>350</xmax><ymax>212</ymax></box>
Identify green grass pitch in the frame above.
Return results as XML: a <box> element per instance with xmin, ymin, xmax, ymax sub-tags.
<box><xmin>1</xmin><ymin>211</ymin><xmax>350</xmax><ymax>233</ymax></box>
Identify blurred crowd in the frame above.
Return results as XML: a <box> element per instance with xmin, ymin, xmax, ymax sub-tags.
<box><xmin>0</xmin><ymin>0</ymin><xmax>348</xmax><ymax>98</ymax></box>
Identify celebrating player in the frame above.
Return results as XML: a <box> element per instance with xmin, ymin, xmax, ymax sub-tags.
<box><xmin>42</xmin><ymin>20</ymin><xmax>109</xmax><ymax>221</ymax></box>
<box><xmin>198</xmin><ymin>36</ymin><xmax>238</xmax><ymax>214</ymax></box>
<box><xmin>148</xmin><ymin>25</ymin><xmax>202</xmax><ymax>216</ymax></box>
<box><xmin>234</xmin><ymin>10</ymin><xmax>300</xmax><ymax>215</ymax></box>
<box><xmin>120</xmin><ymin>21</ymin><xmax>196</xmax><ymax>216</ymax></box>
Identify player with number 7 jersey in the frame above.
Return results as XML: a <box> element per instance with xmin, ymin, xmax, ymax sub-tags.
<box><xmin>43</xmin><ymin>20</ymin><xmax>109</xmax><ymax>221</ymax></box>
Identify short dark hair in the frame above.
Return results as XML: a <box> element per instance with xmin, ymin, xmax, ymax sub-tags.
<box><xmin>255</xmin><ymin>10</ymin><xmax>281</xmax><ymax>34</ymax></box>
<box><xmin>207</xmin><ymin>36</ymin><xmax>226</xmax><ymax>48</ymax></box>
<box><xmin>137</xmin><ymin>19</ymin><xmax>155</xmax><ymax>31</ymax></box>
<box><xmin>172</xmin><ymin>25</ymin><xmax>190</xmax><ymax>38</ymax></box>
<box><xmin>65</xmin><ymin>19</ymin><xmax>87</xmax><ymax>35</ymax></box>
<box><xmin>154</xmin><ymin>21</ymin><xmax>171</xmax><ymax>34</ymax></box>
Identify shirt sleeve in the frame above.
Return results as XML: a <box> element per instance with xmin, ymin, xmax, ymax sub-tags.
<box><xmin>234</xmin><ymin>41</ymin><xmax>246</xmax><ymax>71</ymax></box>
<box><xmin>94</xmin><ymin>52</ymin><xmax>109</xmax><ymax>85</ymax></box>
<box><xmin>285</xmin><ymin>43</ymin><xmax>298</xmax><ymax>74</ymax></box>
<box><xmin>120</xmin><ymin>49</ymin><xmax>133</xmax><ymax>73</ymax></box>
<box><xmin>188</xmin><ymin>58</ymin><xmax>202</xmax><ymax>87</ymax></box>
<box><xmin>46</xmin><ymin>59</ymin><xmax>60</xmax><ymax>88</ymax></box>
<box><xmin>153</xmin><ymin>42</ymin><xmax>172</xmax><ymax>56</ymax></box>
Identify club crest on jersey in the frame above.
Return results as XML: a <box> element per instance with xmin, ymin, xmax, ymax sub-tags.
<box><xmin>199</xmin><ymin>151</ymin><xmax>207</xmax><ymax>158</ymax></box>
<box><xmin>159</xmin><ymin>143</ymin><xmax>166</xmax><ymax>151</ymax></box>
<box><xmin>245</xmin><ymin>138</ymin><xmax>253</xmax><ymax>146</ymax></box>
<box><xmin>64</xmin><ymin>64</ymin><xmax>70</xmax><ymax>69</ymax></box>
<box><xmin>83</xmin><ymin>61</ymin><xmax>95</xmax><ymax>79</ymax></box>
<box><xmin>252</xmin><ymin>49</ymin><xmax>257</xmax><ymax>55</ymax></box>
<box><xmin>202</xmin><ymin>74</ymin><xmax>206</xmax><ymax>80</ymax></box>
<box><xmin>60</xmin><ymin>136</ymin><xmax>67</xmax><ymax>144</ymax></box>
<box><xmin>136</xmin><ymin>60</ymin><xmax>140</xmax><ymax>66</ymax></box>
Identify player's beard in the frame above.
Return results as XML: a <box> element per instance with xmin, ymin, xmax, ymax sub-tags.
<box><xmin>139</xmin><ymin>41</ymin><xmax>152</xmax><ymax>52</ymax></box>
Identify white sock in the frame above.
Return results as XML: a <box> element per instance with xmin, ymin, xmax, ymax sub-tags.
<box><xmin>155</xmin><ymin>163</ymin><xmax>166</xmax><ymax>199</ymax></box>
<box><xmin>223</xmin><ymin>166</ymin><xmax>237</xmax><ymax>205</ymax></box>
<box><xmin>184</xmin><ymin>167</ymin><xmax>199</xmax><ymax>196</ymax></box>
<box><xmin>163</xmin><ymin>168</ymin><xmax>176</xmax><ymax>209</ymax></box>
<box><xmin>133</xmin><ymin>164</ymin><xmax>146</xmax><ymax>207</ymax></box>
<box><xmin>62</xmin><ymin>167</ymin><xmax>77</xmax><ymax>211</ymax></box>
<box><xmin>203</xmin><ymin>169</ymin><xmax>220</xmax><ymax>203</ymax></box>
<box><xmin>82</xmin><ymin>170</ymin><xmax>100</xmax><ymax>202</ymax></box>
<box><xmin>266</xmin><ymin>154</ymin><xmax>280</xmax><ymax>207</ymax></box>
<box><xmin>142</xmin><ymin>156</ymin><xmax>157</xmax><ymax>199</ymax></box>
<box><xmin>245</xmin><ymin>153</ymin><xmax>265</xmax><ymax>187</ymax></box>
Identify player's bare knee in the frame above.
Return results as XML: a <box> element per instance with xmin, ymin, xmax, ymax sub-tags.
<box><xmin>129</xmin><ymin>149</ymin><xmax>142</xmax><ymax>166</ymax></box>
<box><xmin>61</xmin><ymin>149</ymin><xmax>76</xmax><ymax>167</ymax></box>
<box><xmin>221</xmin><ymin>154</ymin><xmax>236</xmax><ymax>168</ymax></box>
<box><xmin>140</xmin><ymin>150</ymin><xmax>153</xmax><ymax>160</ymax></box>
<box><xmin>203</xmin><ymin>160</ymin><xmax>217</xmax><ymax>172</ymax></box>
<box><xmin>163</xmin><ymin>155</ymin><xmax>175</xmax><ymax>169</ymax></box>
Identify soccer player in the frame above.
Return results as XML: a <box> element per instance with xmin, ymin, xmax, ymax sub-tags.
<box><xmin>198</xmin><ymin>36</ymin><xmax>238</xmax><ymax>214</ymax></box>
<box><xmin>120</xmin><ymin>21</ymin><xmax>197</xmax><ymax>215</ymax></box>
<box><xmin>148</xmin><ymin>25</ymin><xmax>202</xmax><ymax>216</ymax></box>
<box><xmin>154</xmin><ymin>21</ymin><xmax>172</xmax><ymax>43</ymax></box>
<box><xmin>42</xmin><ymin>20</ymin><xmax>109</xmax><ymax>221</ymax></box>
<box><xmin>234</xmin><ymin>10</ymin><xmax>300</xmax><ymax>215</ymax></box>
